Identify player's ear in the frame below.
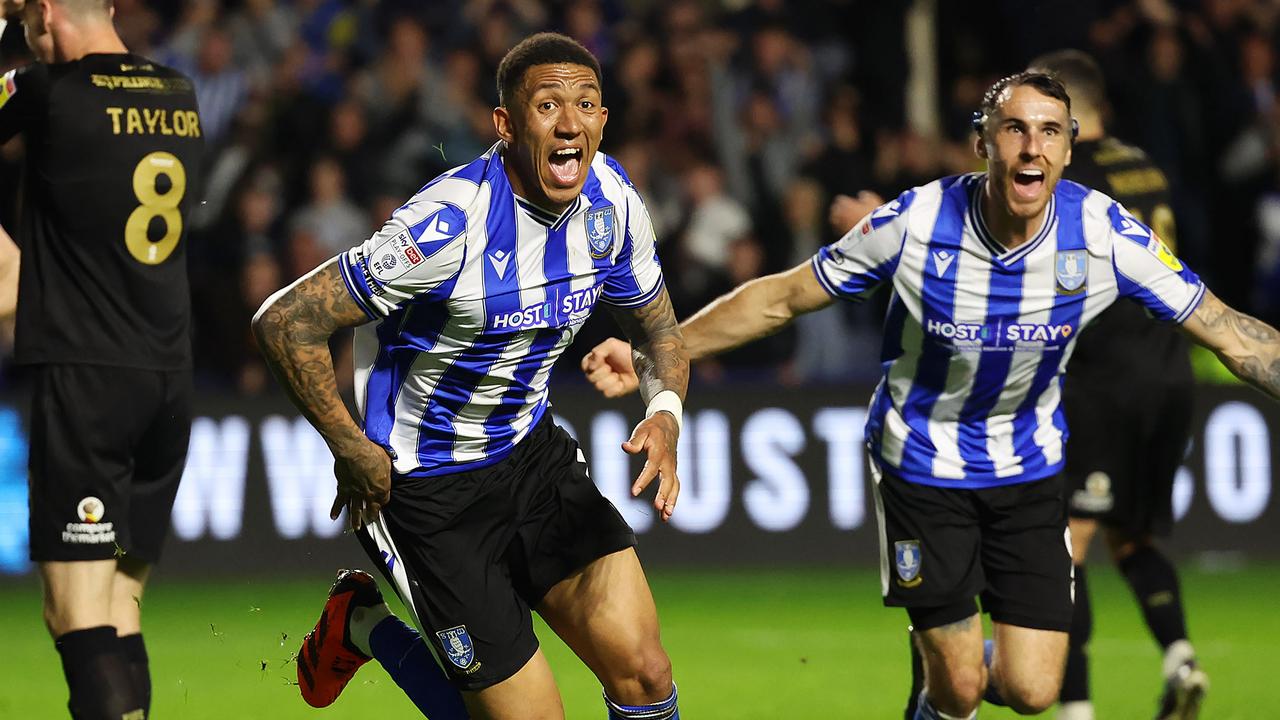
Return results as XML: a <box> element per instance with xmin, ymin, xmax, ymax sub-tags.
<box><xmin>493</xmin><ymin>105</ymin><xmax>515</xmax><ymax>144</ymax></box>
<box><xmin>973</xmin><ymin>132</ymin><xmax>988</xmax><ymax>160</ymax></box>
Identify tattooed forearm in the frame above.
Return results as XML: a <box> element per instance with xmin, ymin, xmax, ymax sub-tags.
<box><xmin>252</xmin><ymin>259</ymin><xmax>372</xmax><ymax>453</ymax></box>
<box><xmin>1185</xmin><ymin>290</ymin><xmax>1280</xmax><ymax>401</ymax></box>
<box><xmin>609</xmin><ymin>288</ymin><xmax>690</xmax><ymax>404</ymax></box>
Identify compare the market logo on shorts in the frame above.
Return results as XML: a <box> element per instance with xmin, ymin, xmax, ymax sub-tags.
<box><xmin>63</xmin><ymin>496</ymin><xmax>115</xmax><ymax>545</ymax></box>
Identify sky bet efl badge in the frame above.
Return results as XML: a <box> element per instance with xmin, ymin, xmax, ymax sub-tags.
<box><xmin>437</xmin><ymin>625</ymin><xmax>477</xmax><ymax>671</ymax></box>
<box><xmin>1055</xmin><ymin>250</ymin><xmax>1087</xmax><ymax>295</ymax></box>
<box><xmin>894</xmin><ymin>540</ymin><xmax>923</xmax><ymax>588</ymax></box>
<box><xmin>586</xmin><ymin>205</ymin><xmax>615</xmax><ymax>259</ymax></box>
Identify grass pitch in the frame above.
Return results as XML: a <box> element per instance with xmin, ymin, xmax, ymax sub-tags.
<box><xmin>2</xmin><ymin>564</ymin><xmax>1276</xmax><ymax>718</ymax></box>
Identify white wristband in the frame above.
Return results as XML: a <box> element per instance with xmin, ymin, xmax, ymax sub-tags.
<box><xmin>644</xmin><ymin>390</ymin><xmax>683</xmax><ymax>434</ymax></box>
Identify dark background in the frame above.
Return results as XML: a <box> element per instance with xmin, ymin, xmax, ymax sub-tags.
<box><xmin>2</xmin><ymin>383</ymin><xmax>1275</xmax><ymax>581</ymax></box>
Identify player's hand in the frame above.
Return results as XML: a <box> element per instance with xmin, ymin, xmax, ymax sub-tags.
<box><xmin>581</xmin><ymin>337</ymin><xmax>641</xmax><ymax>398</ymax></box>
<box><xmin>330</xmin><ymin>436</ymin><xmax>392</xmax><ymax>531</ymax></box>
<box><xmin>623</xmin><ymin>411</ymin><xmax>680</xmax><ymax>522</ymax></box>
<box><xmin>828</xmin><ymin>190</ymin><xmax>886</xmax><ymax>235</ymax></box>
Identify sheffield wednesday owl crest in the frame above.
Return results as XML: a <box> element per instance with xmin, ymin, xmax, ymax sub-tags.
<box><xmin>586</xmin><ymin>205</ymin><xmax>615</xmax><ymax>259</ymax></box>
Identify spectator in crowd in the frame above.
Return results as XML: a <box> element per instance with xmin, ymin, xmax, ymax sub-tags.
<box><xmin>3</xmin><ymin>0</ymin><xmax>1278</xmax><ymax>392</ymax></box>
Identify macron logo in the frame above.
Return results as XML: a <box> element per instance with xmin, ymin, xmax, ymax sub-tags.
<box><xmin>419</xmin><ymin>215</ymin><xmax>456</xmax><ymax>244</ymax></box>
<box><xmin>488</xmin><ymin>249</ymin><xmax>511</xmax><ymax>279</ymax></box>
<box><xmin>872</xmin><ymin>200</ymin><xmax>901</xmax><ymax>220</ymax></box>
<box><xmin>933</xmin><ymin>250</ymin><xmax>955</xmax><ymax>277</ymax></box>
<box><xmin>1118</xmin><ymin>217</ymin><xmax>1149</xmax><ymax>240</ymax></box>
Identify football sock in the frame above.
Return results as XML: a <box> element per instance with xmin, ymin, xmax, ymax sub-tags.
<box><xmin>981</xmin><ymin>639</ymin><xmax>1006</xmax><ymax>707</ymax></box>
<box><xmin>1162</xmin><ymin>639</ymin><xmax>1197</xmax><ymax>679</ymax></box>
<box><xmin>1117</xmin><ymin>546</ymin><xmax>1188</xmax><ymax>650</ymax></box>
<box><xmin>366</xmin><ymin>614</ymin><xmax>469</xmax><ymax>719</ymax></box>
<box><xmin>56</xmin><ymin>625</ymin><xmax>145</xmax><ymax>720</ymax></box>
<box><xmin>347</xmin><ymin>602</ymin><xmax>392</xmax><ymax>657</ymax></box>
<box><xmin>914</xmin><ymin>690</ymin><xmax>977</xmax><ymax>720</ymax></box>
<box><xmin>117</xmin><ymin>632</ymin><xmax>151</xmax><ymax>715</ymax></box>
<box><xmin>1060</xmin><ymin>565</ymin><xmax>1091</xmax><ymax>703</ymax></box>
<box><xmin>605</xmin><ymin>684</ymin><xmax>679</xmax><ymax>720</ymax></box>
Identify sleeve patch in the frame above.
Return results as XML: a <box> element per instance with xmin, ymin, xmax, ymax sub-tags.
<box><xmin>368</xmin><ymin>205</ymin><xmax>466</xmax><ymax>283</ymax></box>
<box><xmin>1109</xmin><ymin>201</ymin><xmax>1183</xmax><ymax>271</ymax></box>
<box><xmin>1147</xmin><ymin>236</ymin><xmax>1183</xmax><ymax>272</ymax></box>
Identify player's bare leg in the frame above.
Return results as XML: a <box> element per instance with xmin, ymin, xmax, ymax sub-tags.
<box><xmin>42</xmin><ymin>559</ymin><xmax>147</xmax><ymax>718</ymax></box>
<box><xmin>459</xmin><ymin>648</ymin><xmax>563</xmax><ymax>720</ymax></box>
<box><xmin>110</xmin><ymin>556</ymin><xmax>150</xmax><ymax>635</ymax></box>
<box><xmin>914</xmin><ymin>613</ymin><xmax>986</xmax><ymax>717</ymax></box>
<box><xmin>537</xmin><ymin>547</ymin><xmax>678</xmax><ymax>716</ymax></box>
<box><xmin>990</xmin><ymin>622</ymin><xmax>1068</xmax><ymax>714</ymax></box>
<box><xmin>1069</xmin><ymin>518</ymin><xmax>1097</xmax><ymax>563</ymax></box>
<box><xmin>40</xmin><ymin>559</ymin><xmax>115</xmax><ymax>636</ymax></box>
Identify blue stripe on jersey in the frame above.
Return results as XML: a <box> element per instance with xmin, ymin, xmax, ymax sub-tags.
<box><xmin>591</xmin><ymin>172</ymin><xmax>659</xmax><ymax>306</ymax></box>
<box><xmin>955</xmin><ymin>255</ymin><xmax>1027</xmax><ymax>473</ymax></box>
<box><xmin>412</xmin><ymin>166</ymin><xmax>520</xmax><ymax>471</ymax></box>
<box><xmin>864</xmin><ymin>294</ymin><xmax>910</xmax><ymax>455</ymax></box>
<box><xmin>363</xmin><ymin>289</ymin><xmax>454</xmax><ymax>450</ymax></box>
<box><xmin>1009</xmin><ymin>183</ymin><xmax>1089</xmax><ymax>479</ymax></box>
<box><xmin>448</xmin><ymin>154</ymin><xmax>489</xmax><ymax>186</ymax></box>
<box><xmin>409</xmin><ymin>154</ymin><xmax>488</xmax><ymax>203</ymax></box>
<box><xmin>813</xmin><ymin>249</ymin><xmax>901</xmax><ymax>300</ymax></box>
<box><xmin>480</xmin><ymin>218</ymin><xmax>572</xmax><ymax>454</ymax></box>
<box><xmin>603</xmin><ymin>154</ymin><xmax>634</xmax><ymax>187</ymax></box>
<box><xmin>880</xmin><ymin>293</ymin><xmax>909</xmax><ymax>365</ymax></box>
<box><xmin>897</xmin><ymin>177</ymin><xmax>969</xmax><ymax>478</ymax></box>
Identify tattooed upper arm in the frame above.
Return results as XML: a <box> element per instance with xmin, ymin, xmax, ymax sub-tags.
<box><xmin>608</xmin><ymin>287</ymin><xmax>690</xmax><ymax>403</ymax></box>
<box><xmin>1182</xmin><ymin>289</ymin><xmax>1280</xmax><ymax>401</ymax></box>
<box><xmin>252</xmin><ymin>257</ymin><xmax>374</xmax><ymax>451</ymax></box>
<box><xmin>253</xmin><ymin>258</ymin><xmax>372</xmax><ymax>347</ymax></box>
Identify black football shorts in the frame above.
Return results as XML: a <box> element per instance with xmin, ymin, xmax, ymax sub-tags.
<box><xmin>28</xmin><ymin>364</ymin><xmax>191</xmax><ymax>563</ymax></box>
<box><xmin>872</xmin><ymin>464</ymin><xmax>1073</xmax><ymax>632</ymax></box>
<box><xmin>1063</xmin><ymin>381</ymin><xmax>1193</xmax><ymax>536</ymax></box>
<box><xmin>357</xmin><ymin>414</ymin><xmax>636</xmax><ymax>691</ymax></box>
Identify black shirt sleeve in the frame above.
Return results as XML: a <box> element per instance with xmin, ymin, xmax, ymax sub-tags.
<box><xmin>0</xmin><ymin>63</ymin><xmax>48</xmax><ymax>144</ymax></box>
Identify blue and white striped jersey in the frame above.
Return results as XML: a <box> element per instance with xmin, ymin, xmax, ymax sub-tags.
<box><xmin>337</xmin><ymin>142</ymin><xmax>663</xmax><ymax>477</ymax></box>
<box><xmin>813</xmin><ymin>174</ymin><xmax>1204</xmax><ymax>488</ymax></box>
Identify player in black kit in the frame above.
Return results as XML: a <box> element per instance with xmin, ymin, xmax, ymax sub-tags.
<box><xmin>0</xmin><ymin>1</ymin><xmax>202</xmax><ymax>718</ymax></box>
<box><xmin>1029</xmin><ymin>51</ymin><xmax>1207</xmax><ymax>720</ymax></box>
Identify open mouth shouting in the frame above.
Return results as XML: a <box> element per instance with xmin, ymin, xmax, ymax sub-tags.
<box><xmin>1012</xmin><ymin>167</ymin><xmax>1045</xmax><ymax>201</ymax></box>
<box><xmin>548</xmin><ymin>146</ymin><xmax>585</xmax><ymax>188</ymax></box>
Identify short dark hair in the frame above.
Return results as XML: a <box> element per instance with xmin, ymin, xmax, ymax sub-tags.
<box><xmin>496</xmin><ymin>32</ymin><xmax>602</xmax><ymax>107</ymax></box>
<box><xmin>1027</xmin><ymin>49</ymin><xmax>1106</xmax><ymax>115</ymax></box>
<box><xmin>56</xmin><ymin>0</ymin><xmax>113</xmax><ymax>16</ymax></box>
<box><xmin>975</xmin><ymin>71</ymin><xmax>1072</xmax><ymax>131</ymax></box>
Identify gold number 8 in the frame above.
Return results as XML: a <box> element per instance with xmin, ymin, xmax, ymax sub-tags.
<box><xmin>124</xmin><ymin>151</ymin><xmax>186</xmax><ymax>265</ymax></box>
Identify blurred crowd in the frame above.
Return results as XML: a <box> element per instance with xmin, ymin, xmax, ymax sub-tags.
<box><xmin>1</xmin><ymin>0</ymin><xmax>1279</xmax><ymax>393</ymax></box>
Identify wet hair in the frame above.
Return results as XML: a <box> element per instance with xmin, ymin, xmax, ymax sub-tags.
<box><xmin>496</xmin><ymin>32</ymin><xmax>602</xmax><ymax>107</ymax></box>
<box><xmin>973</xmin><ymin>71</ymin><xmax>1072</xmax><ymax>133</ymax></box>
<box><xmin>1027</xmin><ymin>49</ymin><xmax>1106</xmax><ymax>115</ymax></box>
